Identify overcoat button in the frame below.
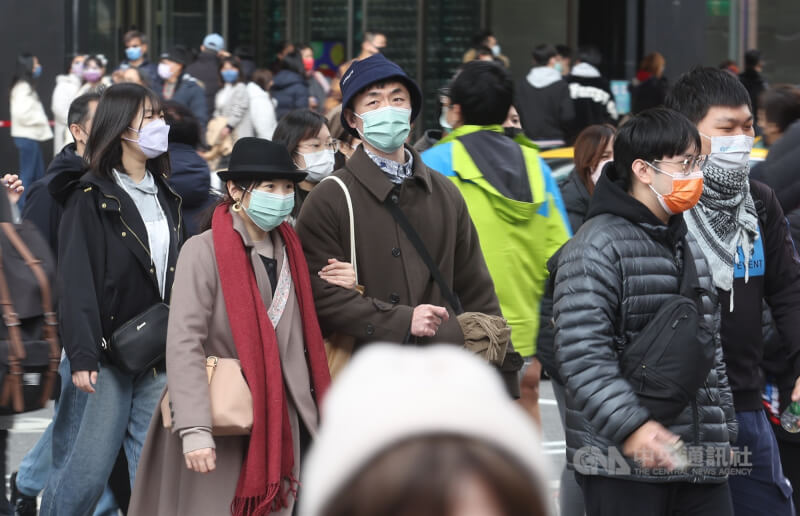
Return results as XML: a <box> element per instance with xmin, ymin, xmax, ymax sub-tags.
<box><xmin>391</xmin><ymin>248</ymin><xmax>401</xmax><ymax>257</ymax></box>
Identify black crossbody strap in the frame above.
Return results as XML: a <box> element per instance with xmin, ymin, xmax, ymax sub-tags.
<box><xmin>383</xmin><ymin>193</ymin><xmax>464</xmax><ymax>315</ymax></box>
<box><xmin>679</xmin><ymin>238</ymin><xmax>701</xmax><ymax>301</ymax></box>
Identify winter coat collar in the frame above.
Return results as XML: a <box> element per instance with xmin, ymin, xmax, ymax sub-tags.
<box><xmin>527</xmin><ymin>66</ymin><xmax>563</xmax><ymax>88</ymax></box>
<box><xmin>346</xmin><ymin>144</ymin><xmax>432</xmax><ymax>201</ymax></box>
<box><xmin>586</xmin><ymin>162</ymin><xmax>687</xmax><ymax>245</ymax></box>
<box><xmin>47</xmin><ymin>143</ymin><xmax>85</xmax><ymax>177</ymax></box>
<box><xmin>73</xmin><ymin>171</ymin><xmax>182</xmax><ymax>294</ymax></box>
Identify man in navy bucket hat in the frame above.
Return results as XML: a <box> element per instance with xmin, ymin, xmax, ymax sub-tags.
<box><xmin>296</xmin><ymin>54</ymin><xmax>522</xmax><ymax>396</ymax></box>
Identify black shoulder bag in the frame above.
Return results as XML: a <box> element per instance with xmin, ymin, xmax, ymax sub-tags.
<box><xmin>102</xmin><ymin>303</ymin><xmax>169</xmax><ymax>376</ymax></box>
<box><xmin>618</xmin><ymin>239</ymin><xmax>716</xmax><ymax>424</ymax></box>
<box><xmin>383</xmin><ymin>193</ymin><xmax>524</xmax><ymax>398</ymax></box>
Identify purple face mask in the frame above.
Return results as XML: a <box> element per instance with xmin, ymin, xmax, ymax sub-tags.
<box><xmin>123</xmin><ymin>119</ymin><xmax>170</xmax><ymax>158</ymax></box>
<box><xmin>83</xmin><ymin>68</ymin><xmax>103</xmax><ymax>82</ymax></box>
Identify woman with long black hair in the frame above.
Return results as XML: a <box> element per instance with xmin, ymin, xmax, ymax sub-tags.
<box><xmin>10</xmin><ymin>53</ymin><xmax>52</xmax><ymax>209</ymax></box>
<box><xmin>40</xmin><ymin>83</ymin><xmax>184</xmax><ymax>515</ymax></box>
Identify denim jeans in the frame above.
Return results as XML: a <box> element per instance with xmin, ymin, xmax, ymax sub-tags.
<box><xmin>12</xmin><ymin>137</ymin><xmax>45</xmax><ymax>210</ymax></box>
<box><xmin>16</xmin><ymin>358</ymin><xmax>120</xmax><ymax>515</ymax></box>
<box><xmin>39</xmin><ymin>362</ymin><xmax>165</xmax><ymax>516</ymax></box>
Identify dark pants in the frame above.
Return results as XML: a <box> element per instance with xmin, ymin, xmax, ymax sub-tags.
<box><xmin>729</xmin><ymin>410</ymin><xmax>795</xmax><ymax>516</ymax></box>
<box><xmin>576</xmin><ymin>474</ymin><xmax>733</xmax><ymax>516</ymax></box>
<box><xmin>12</xmin><ymin>137</ymin><xmax>45</xmax><ymax>210</ymax></box>
<box><xmin>775</xmin><ymin>437</ymin><xmax>800</xmax><ymax>514</ymax></box>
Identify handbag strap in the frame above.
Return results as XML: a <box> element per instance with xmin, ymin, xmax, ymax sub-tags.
<box><xmin>321</xmin><ymin>176</ymin><xmax>358</xmax><ymax>282</ymax></box>
<box><xmin>0</xmin><ymin>223</ymin><xmax>60</xmax><ymax>405</ymax></box>
<box><xmin>382</xmin><ymin>192</ymin><xmax>464</xmax><ymax>315</ymax></box>
<box><xmin>0</xmin><ymin>237</ymin><xmax>25</xmax><ymax>412</ymax></box>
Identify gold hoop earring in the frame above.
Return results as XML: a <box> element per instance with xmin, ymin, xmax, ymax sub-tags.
<box><xmin>232</xmin><ymin>200</ymin><xmax>242</xmax><ymax>212</ymax></box>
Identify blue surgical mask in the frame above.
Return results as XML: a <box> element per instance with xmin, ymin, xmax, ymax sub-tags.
<box><xmin>126</xmin><ymin>46</ymin><xmax>143</xmax><ymax>61</ymax></box>
<box><xmin>221</xmin><ymin>69</ymin><xmax>239</xmax><ymax>83</ymax></box>
<box><xmin>32</xmin><ymin>65</ymin><xmax>42</xmax><ymax>79</ymax></box>
<box><xmin>554</xmin><ymin>61</ymin><xmax>564</xmax><ymax>73</ymax></box>
<box><xmin>355</xmin><ymin>106</ymin><xmax>412</xmax><ymax>153</ymax></box>
<box><xmin>244</xmin><ymin>190</ymin><xmax>294</xmax><ymax>231</ymax></box>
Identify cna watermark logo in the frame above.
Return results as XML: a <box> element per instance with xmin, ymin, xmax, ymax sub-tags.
<box><xmin>573</xmin><ymin>445</ymin><xmax>753</xmax><ymax>476</ymax></box>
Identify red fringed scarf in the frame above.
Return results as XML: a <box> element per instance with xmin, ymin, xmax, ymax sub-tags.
<box><xmin>212</xmin><ymin>204</ymin><xmax>331</xmax><ymax>515</ymax></box>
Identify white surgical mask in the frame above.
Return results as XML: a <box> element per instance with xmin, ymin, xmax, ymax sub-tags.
<box><xmin>491</xmin><ymin>44</ymin><xmax>501</xmax><ymax>57</ymax></box>
<box><xmin>701</xmin><ymin>133</ymin><xmax>754</xmax><ymax>170</ymax></box>
<box><xmin>439</xmin><ymin>106</ymin><xmax>452</xmax><ymax>130</ymax></box>
<box><xmin>298</xmin><ymin>149</ymin><xmax>335</xmax><ymax>182</ymax></box>
<box><xmin>591</xmin><ymin>159</ymin><xmax>612</xmax><ymax>185</ymax></box>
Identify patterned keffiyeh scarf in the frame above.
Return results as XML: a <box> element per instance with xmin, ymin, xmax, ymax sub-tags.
<box><xmin>684</xmin><ymin>164</ymin><xmax>760</xmax><ymax>310</ymax></box>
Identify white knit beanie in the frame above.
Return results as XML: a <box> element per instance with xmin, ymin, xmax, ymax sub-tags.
<box><xmin>299</xmin><ymin>344</ymin><xmax>551</xmax><ymax>516</ymax></box>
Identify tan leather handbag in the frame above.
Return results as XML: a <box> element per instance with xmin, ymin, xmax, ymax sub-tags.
<box><xmin>161</xmin><ymin>356</ymin><xmax>253</xmax><ymax>436</ymax></box>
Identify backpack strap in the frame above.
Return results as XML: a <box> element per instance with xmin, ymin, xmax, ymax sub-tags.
<box><xmin>0</xmin><ymin>239</ymin><xmax>26</xmax><ymax>412</ymax></box>
<box><xmin>679</xmin><ymin>237</ymin><xmax>701</xmax><ymax>301</ymax></box>
<box><xmin>0</xmin><ymin>223</ymin><xmax>59</xmax><ymax>408</ymax></box>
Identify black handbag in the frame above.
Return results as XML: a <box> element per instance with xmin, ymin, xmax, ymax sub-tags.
<box><xmin>618</xmin><ymin>240</ymin><xmax>716</xmax><ymax>424</ymax></box>
<box><xmin>103</xmin><ymin>303</ymin><xmax>169</xmax><ymax>375</ymax></box>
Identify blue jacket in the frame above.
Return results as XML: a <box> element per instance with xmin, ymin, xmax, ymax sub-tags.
<box><xmin>155</xmin><ymin>74</ymin><xmax>208</xmax><ymax>130</ymax></box>
<box><xmin>270</xmin><ymin>70</ymin><xmax>309</xmax><ymax>120</ymax></box>
<box><xmin>167</xmin><ymin>142</ymin><xmax>214</xmax><ymax>236</ymax></box>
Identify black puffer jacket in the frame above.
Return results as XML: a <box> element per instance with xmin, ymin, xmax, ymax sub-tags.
<box><xmin>553</xmin><ymin>167</ymin><xmax>737</xmax><ymax>483</ymax></box>
<box><xmin>558</xmin><ymin>169</ymin><xmax>591</xmax><ymax>233</ymax></box>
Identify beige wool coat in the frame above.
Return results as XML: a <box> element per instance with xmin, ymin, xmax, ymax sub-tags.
<box><xmin>129</xmin><ymin>214</ymin><xmax>320</xmax><ymax>516</ymax></box>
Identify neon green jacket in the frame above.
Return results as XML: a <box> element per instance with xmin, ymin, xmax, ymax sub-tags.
<box><xmin>422</xmin><ymin>125</ymin><xmax>571</xmax><ymax>356</ymax></box>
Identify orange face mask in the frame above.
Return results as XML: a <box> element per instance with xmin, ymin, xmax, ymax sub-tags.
<box><xmin>648</xmin><ymin>167</ymin><xmax>704</xmax><ymax>215</ymax></box>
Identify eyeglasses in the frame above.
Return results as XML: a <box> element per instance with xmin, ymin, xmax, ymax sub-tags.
<box><xmin>649</xmin><ymin>155</ymin><xmax>708</xmax><ymax>176</ymax></box>
<box><xmin>297</xmin><ymin>138</ymin><xmax>340</xmax><ymax>153</ymax></box>
<box><xmin>326</xmin><ymin>139</ymin><xmax>340</xmax><ymax>153</ymax></box>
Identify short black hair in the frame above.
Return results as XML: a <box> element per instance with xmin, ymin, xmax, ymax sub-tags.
<box><xmin>760</xmin><ymin>85</ymin><xmax>800</xmax><ymax>133</ymax></box>
<box><xmin>576</xmin><ymin>45</ymin><xmax>602</xmax><ymax>67</ymax></box>
<box><xmin>67</xmin><ymin>93</ymin><xmax>101</xmax><ymax>127</ymax></box>
<box><xmin>664</xmin><ymin>66</ymin><xmax>752</xmax><ymax>124</ymax></box>
<box><xmin>472</xmin><ymin>30</ymin><xmax>494</xmax><ymax>48</ymax></box>
<box><xmin>555</xmin><ymin>44</ymin><xmax>572</xmax><ymax>59</ymax></box>
<box><xmin>272</xmin><ymin>109</ymin><xmax>327</xmax><ymax>156</ymax></box>
<box><xmin>612</xmin><ymin>107</ymin><xmax>700</xmax><ymax>192</ymax></box>
<box><xmin>163</xmin><ymin>101</ymin><xmax>201</xmax><ymax>147</ymax></box>
<box><xmin>474</xmin><ymin>46</ymin><xmax>494</xmax><ymax>59</ymax></box>
<box><xmin>744</xmin><ymin>49</ymin><xmax>762</xmax><ymax>70</ymax></box>
<box><xmin>281</xmin><ymin>49</ymin><xmax>305</xmax><ymax>76</ymax></box>
<box><xmin>532</xmin><ymin>44</ymin><xmax>557</xmax><ymax>66</ymax></box>
<box><xmin>450</xmin><ymin>61</ymin><xmax>513</xmax><ymax>126</ymax></box>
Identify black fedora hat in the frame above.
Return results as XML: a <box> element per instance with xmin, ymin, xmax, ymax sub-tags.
<box><xmin>217</xmin><ymin>137</ymin><xmax>307</xmax><ymax>183</ymax></box>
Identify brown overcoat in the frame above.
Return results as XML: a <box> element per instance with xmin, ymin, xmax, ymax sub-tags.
<box><xmin>129</xmin><ymin>215</ymin><xmax>320</xmax><ymax>516</ymax></box>
<box><xmin>295</xmin><ymin>144</ymin><xmax>501</xmax><ymax>347</ymax></box>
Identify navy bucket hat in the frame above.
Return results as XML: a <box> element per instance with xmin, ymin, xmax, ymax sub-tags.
<box><xmin>340</xmin><ymin>54</ymin><xmax>423</xmax><ymax>138</ymax></box>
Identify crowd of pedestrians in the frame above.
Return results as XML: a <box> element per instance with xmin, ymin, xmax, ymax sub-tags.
<box><xmin>2</xmin><ymin>23</ymin><xmax>800</xmax><ymax>516</ymax></box>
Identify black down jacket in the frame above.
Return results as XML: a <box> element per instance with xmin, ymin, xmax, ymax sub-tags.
<box><xmin>553</xmin><ymin>168</ymin><xmax>737</xmax><ymax>483</ymax></box>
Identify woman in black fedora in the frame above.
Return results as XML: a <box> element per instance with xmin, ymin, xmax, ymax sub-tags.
<box><xmin>129</xmin><ymin>137</ymin><xmax>341</xmax><ymax>515</ymax></box>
